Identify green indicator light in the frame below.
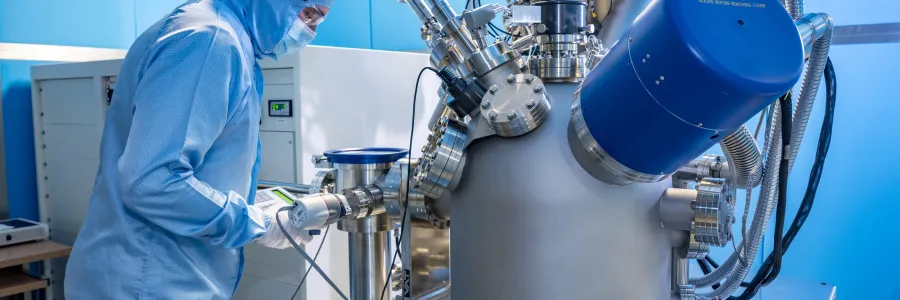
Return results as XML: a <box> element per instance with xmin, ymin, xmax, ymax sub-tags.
<box><xmin>271</xmin><ymin>103</ymin><xmax>286</xmax><ymax>111</ymax></box>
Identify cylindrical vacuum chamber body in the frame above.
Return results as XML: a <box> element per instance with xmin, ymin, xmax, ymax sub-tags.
<box><xmin>451</xmin><ymin>83</ymin><xmax>674</xmax><ymax>299</ymax></box>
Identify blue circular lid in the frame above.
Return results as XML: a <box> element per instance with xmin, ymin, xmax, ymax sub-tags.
<box><xmin>323</xmin><ymin>147</ymin><xmax>409</xmax><ymax>164</ymax></box>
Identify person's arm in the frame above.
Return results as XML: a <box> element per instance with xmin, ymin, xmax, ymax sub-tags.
<box><xmin>117</xmin><ymin>25</ymin><xmax>267</xmax><ymax>249</ymax></box>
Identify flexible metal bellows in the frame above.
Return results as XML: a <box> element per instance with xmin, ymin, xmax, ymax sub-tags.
<box><xmin>720</xmin><ymin>126</ymin><xmax>763</xmax><ymax>189</ymax></box>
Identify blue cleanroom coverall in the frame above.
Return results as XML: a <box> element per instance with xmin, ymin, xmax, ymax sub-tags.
<box><xmin>64</xmin><ymin>0</ymin><xmax>329</xmax><ymax>299</ymax></box>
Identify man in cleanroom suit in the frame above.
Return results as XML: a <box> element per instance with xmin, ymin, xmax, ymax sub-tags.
<box><xmin>64</xmin><ymin>0</ymin><xmax>332</xmax><ymax>299</ymax></box>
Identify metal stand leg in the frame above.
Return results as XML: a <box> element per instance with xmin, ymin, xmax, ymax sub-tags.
<box><xmin>340</xmin><ymin>215</ymin><xmax>392</xmax><ymax>300</ymax></box>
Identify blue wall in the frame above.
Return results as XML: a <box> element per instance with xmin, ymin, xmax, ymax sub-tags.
<box><xmin>2</xmin><ymin>1</ymin><xmax>899</xmax><ymax>299</ymax></box>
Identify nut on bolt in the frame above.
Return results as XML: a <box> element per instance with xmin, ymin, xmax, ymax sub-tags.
<box><xmin>506</xmin><ymin>111</ymin><xmax>517</xmax><ymax>120</ymax></box>
<box><xmin>506</xmin><ymin>74</ymin><xmax>515</xmax><ymax>83</ymax></box>
<box><xmin>488</xmin><ymin>111</ymin><xmax>498</xmax><ymax>120</ymax></box>
<box><xmin>533</xmin><ymin>85</ymin><xmax>543</xmax><ymax>93</ymax></box>
<box><xmin>525</xmin><ymin>74</ymin><xmax>535</xmax><ymax>84</ymax></box>
<box><xmin>480</xmin><ymin>99</ymin><xmax>491</xmax><ymax>108</ymax></box>
<box><xmin>526</xmin><ymin>100</ymin><xmax>536</xmax><ymax>109</ymax></box>
<box><xmin>489</xmin><ymin>85</ymin><xmax>499</xmax><ymax>94</ymax></box>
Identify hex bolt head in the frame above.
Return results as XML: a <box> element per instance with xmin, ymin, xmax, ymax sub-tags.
<box><xmin>506</xmin><ymin>74</ymin><xmax>516</xmax><ymax>83</ymax></box>
<box><xmin>660</xmin><ymin>76</ymin><xmax>665</xmax><ymax>81</ymax></box>
<box><xmin>489</xmin><ymin>85</ymin><xmax>499</xmax><ymax>94</ymax></box>
<box><xmin>655</xmin><ymin>80</ymin><xmax>660</xmax><ymax>85</ymax></box>
<box><xmin>480</xmin><ymin>99</ymin><xmax>491</xmax><ymax>108</ymax></box>
<box><xmin>525</xmin><ymin>74</ymin><xmax>535</xmax><ymax>83</ymax></box>
<box><xmin>533</xmin><ymin>85</ymin><xmax>543</xmax><ymax>93</ymax></box>
<box><xmin>526</xmin><ymin>100</ymin><xmax>536</xmax><ymax>109</ymax></box>
<box><xmin>506</xmin><ymin>111</ymin><xmax>517</xmax><ymax>120</ymax></box>
<box><xmin>646</xmin><ymin>54</ymin><xmax>651</xmax><ymax>59</ymax></box>
<box><xmin>488</xmin><ymin>111</ymin><xmax>498</xmax><ymax>120</ymax></box>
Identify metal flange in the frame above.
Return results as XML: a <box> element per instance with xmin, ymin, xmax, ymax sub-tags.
<box><xmin>680</xmin><ymin>232</ymin><xmax>709</xmax><ymax>259</ymax></box>
<box><xmin>379</xmin><ymin>159</ymin><xmax>422</xmax><ymax>220</ymax></box>
<box><xmin>377</xmin><ymin>159</ymin><xmax>449</xmax><ymax>230</ymax></box>
<box><xmin>531</xmin><ymin>55</ymin><xmax>591</xmax><ymax>83</ymax></box>
<box><xmin>308</xmin><ymin>168</ymin><xmax>336</xmax><ymax>194</ymax></box>
<box><xmin>479</xmin><ymin>74</ymin><xmax>551</xmax><ymax>137</ymax></box>
<box><xmin>415</xmin><ymin>116</ymin><xmax>467</xmax><ymax>199</ymax></box>
<box><xmin>692</xmin><ymin>178</ymin><xmax>733</xmax><ymax>247</ymax></box>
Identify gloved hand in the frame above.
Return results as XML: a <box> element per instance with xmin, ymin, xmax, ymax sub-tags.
<box><xmin>255</xmin><ymin>201</ymin><xmax>313</xmax><ymax>249</ymax></box>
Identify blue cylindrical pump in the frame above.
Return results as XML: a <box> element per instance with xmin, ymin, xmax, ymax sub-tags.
<box><xmin>572</xmin><ymin>0</ymin><xmax>804</xmax><ymax>183</ymax></box>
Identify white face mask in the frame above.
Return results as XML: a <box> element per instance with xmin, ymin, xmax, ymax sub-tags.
<box><xmin>271</xmin><ymin>18</ymin><xmax>317</xmax><ymax>56</ymax></box>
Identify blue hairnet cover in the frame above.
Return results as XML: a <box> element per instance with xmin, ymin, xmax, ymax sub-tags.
<box><xmin>64</xmin><ymin>0</ymin><xmax>307</xmax><ymax>298</ymax></box>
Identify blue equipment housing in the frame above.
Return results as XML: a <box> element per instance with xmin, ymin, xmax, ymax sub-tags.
<box><xmin>574</xmin><ymin>0</ymin><xmax>804</xmax><ymax>183</ymax></box>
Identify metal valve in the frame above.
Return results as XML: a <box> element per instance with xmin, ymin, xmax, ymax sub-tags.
<box><xmin>290</xmin><ymin>185</ymin><xmax>387</xmax><ymax>229</ymax></box>
<box><xmin>658</xmin><ymin>177</ymin><xmax>734</xmax><ymax>255</ymax></box>
<box><xmin>289</xmin><ymin>193</ymin><xmax>349</xmax><ymax>230</ymax></box>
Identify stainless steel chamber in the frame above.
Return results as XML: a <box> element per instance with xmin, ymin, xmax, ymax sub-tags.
<box><xmin>450</xmin><ymin>83</ymin><xmax>674</xmax><ymax>299</ymax></box>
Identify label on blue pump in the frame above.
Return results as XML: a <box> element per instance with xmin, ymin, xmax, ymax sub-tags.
<box><xmin>698</xmin><ymin>0</ymin><xmax>767</xmax><ymax>9</ymax></box>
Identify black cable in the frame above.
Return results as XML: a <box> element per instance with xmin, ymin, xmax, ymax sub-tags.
<box><xmin>725</xmin><ymin>92</ymin><xmax>792</xmax><ymax>297</ymax></box>
<box><xmin>763</xmin><ymin>91</ymin><xmax>793</xmax><ymax>286</ymax></box>
<box><xmin>705</xmin><ymin>256</ymin><xmax>720</xmax><ymax>268</ymax></box>
<box><xmin>731</xmin><ymin>57</ymin><xmax>836</xmax><ymax>299</ymax></box>
<box><xmin>291</xmin><ymin>226</ymin><xmax>331</xmax><ymax>300</ymax></box>
<box><xmin>703</xmin><ymin>256</ymin><xmax>752</xmax><ymax>288</ymax></box>
<box><xmin>476</xmin><ymin>0</ymin><xmax>520</xmax><ymax>39</ymax></box>
<box><xmin>489</xmin><ymin>22</ymin><xmax>519</xmax><ymax>37</ymax></box>
<box><xmin>379</xmin><ymin>66</ymin><xmax>442</xmax><ymax>300</ymax></box>
<box><xmin>697</xmin><ymin>259</ymin><xmax>713</xmax><ymax>274</ymax></box>
<box><xmin>277</xmin><ymin>207</ymin><xmax>349</xmax><ymax>300</ymax></box>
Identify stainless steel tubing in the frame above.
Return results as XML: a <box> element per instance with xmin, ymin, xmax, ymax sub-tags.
<box><xmin>405</xmin><ymin>0</ymin><xmax>437</xmax><ymax>24</ymax></box>
<box><xmin>720</xmin><ymin>126</ymin><xmax>763</xmax><ymax>189</ymax></box>
<box><xmin>693</xmin><ymin>104</ymin><xmax>784</xmax><ymax>299</ymax></box>
<box><xmin>256</xmin><ymin>180</ymin><xmax>314</xmax><ymax>195</ymax></box>
<box><xmin>427</xmin><ymin>0</ymin><xmax>480</xmax><ymax>56</ymax></box>
<box><xmin>510</xmin><ymin>34</ymin><xmax>536</xmax><ymax>51</ymax></box>
<box><xmin>789</xmin><ymin>14</ymin><xmax>833</xmax><ymax>171</ymax></box>
<box><xmin>333</xmin><ymin>163</ymin><xmax>394</xmax><ymax>300</ymax></box>
<box><xmin>348</xmin><ymin>229</ymin><xmax>391</xmax><ymax>300</ymax></box>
